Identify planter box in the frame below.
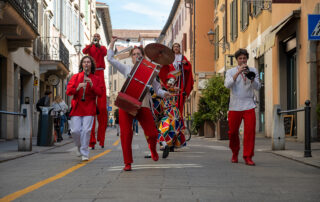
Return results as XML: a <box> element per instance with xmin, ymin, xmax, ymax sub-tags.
<box><xmin>216</xmin><ymin>120</ymin><xmax>229</xmax><ymax>140</ymax></box>
<box><xmin>204</xmin><ymin>121</ymin><xmax>215</xmax><ymax>138</ymax></box>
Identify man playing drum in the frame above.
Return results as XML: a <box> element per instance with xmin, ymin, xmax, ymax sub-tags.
<box><xmin>107</xmin><ymin>37</ymin><xmax>170</xmax><ymax>171</ymax></box>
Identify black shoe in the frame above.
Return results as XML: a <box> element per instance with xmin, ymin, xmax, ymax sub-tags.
<box><xmin>91</xmin><ymin>146</ymin><xmax>95</xmax><ymax>150</ymax></box>
<box><xmin>169</xmin><ymin>147</ymin><xmax>174</xmax><ymax>152</ymax></box>
<box><xmin>117</xmin><ymin>133</ymin><xmax>119</xmax><ymax>136</ymax></box>
<box><xmin>144</xmin><ymin>154</ymin><xmax>152</xmax><ymax>158</ymax></box>
<box><xmin>162</xmin><ymin>145</ymin><xmax>170</xmax><ymax>159</ymax></box>
<box><xmin>101</xmin><ymin>145</ymin><xmax>104</xmax><ymax>149</ymax></box>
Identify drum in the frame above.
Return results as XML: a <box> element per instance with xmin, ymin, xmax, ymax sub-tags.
<box><xmin>115</xmin><ymin>58</ymin><xmax>160</xmax><ymax>116</ymax></box>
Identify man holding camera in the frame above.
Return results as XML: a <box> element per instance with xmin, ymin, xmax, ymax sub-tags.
<box><xmin>224</xmin><ymin>48</ymin><xmax>261</xmax><ymax>166</ymax></box>
<box><xmin>83</xmin><ymin>33</ymin><xmax>108</xmax><ymax>149</ymax></box>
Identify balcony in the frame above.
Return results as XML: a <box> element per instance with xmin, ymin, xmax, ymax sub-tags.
<box><xmin>0</xmin><ymin>0</ymin><xmax>39</xmax><ymax>51</ymax></box>
<box><xmin>34</xmin><ymin>37</ymin><xmax>70</xmax><ymax>78</ymax></box>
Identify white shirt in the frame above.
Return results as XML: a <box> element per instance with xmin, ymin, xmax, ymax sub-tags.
<box><xmin>107</xmin><ymin>49</ymin><xmax>166</xmax><ymax>108</ymax></box>
<box><xmin>51</xmin><ymin>101</ymin><xmax>68</xmax><ymax>115</ymax></box>
<box><xmin>224</xmin><ymin>66</ymin><xmax>261</xmax><ymax>111</ymax></box>
<box><xmin>173</xmin><ymin>54</ymin><xmax>183</xmax><ymax>70</ymax></box>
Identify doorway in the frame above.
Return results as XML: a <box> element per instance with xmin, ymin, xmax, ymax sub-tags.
<box><xmin>287</xmin><ymin>49</ymin><xmax>297</xmax><ymax>136</ymax></box>
<box><xmin>258</xmin><ymin>56</ymin><xmax>265</xmax><ymax>133</ymax></box>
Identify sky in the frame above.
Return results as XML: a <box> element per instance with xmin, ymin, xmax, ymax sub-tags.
<box><xmin>100</xmin><ymin>0</ymin><xmax>175</xmax><ymax>30</ymax></box>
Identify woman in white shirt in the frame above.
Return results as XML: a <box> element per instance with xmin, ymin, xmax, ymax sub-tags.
<box><xmin>107</xmin><ymin>37</ymin><xmax>170</xmax><ymax>171</ymax></box>
<box><xmin>51</xmin><ymin>95</ymin><xmax>68</xmax><ymax>142</ymax></box>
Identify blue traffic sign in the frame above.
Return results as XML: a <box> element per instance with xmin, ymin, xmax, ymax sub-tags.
<box><xmin>107</xmin><ymin>106</ymin><xmax>112</xmax><ymax>112</ymax></box>
<box><xmin>308</xmin><ymin>14</ymin><xmax>320</xmax><ymax>40</ymax></box>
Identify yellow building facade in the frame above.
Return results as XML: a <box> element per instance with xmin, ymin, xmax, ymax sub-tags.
<box><xmin>212</xmin><ymin>0</ymin><xmax>320</xmax><ymax>141</ymax></box>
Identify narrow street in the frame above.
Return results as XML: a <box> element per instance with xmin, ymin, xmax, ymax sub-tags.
<box><xmin>0</xmin><ymin>127</ymin><xmax>319</xmax><ymax>202</ymax></box>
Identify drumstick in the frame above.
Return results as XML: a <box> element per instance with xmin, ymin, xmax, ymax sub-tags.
<box><xmin>112</xmin><ymin>36</ymin><xmax>130</xmax><ymax>42</ymax></box>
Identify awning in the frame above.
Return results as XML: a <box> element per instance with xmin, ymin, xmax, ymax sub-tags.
<box><xmin>255</xmin><ymin>10</ymin><xmax>300</xmax><ymax>58</ymax></box>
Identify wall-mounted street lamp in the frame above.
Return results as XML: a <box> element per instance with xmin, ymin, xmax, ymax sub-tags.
<box><xmin>74</xmin><ymin>42</ymin><xmax>82</xmax><ymax>54</ymax></box>
<box><xmin>207</xmin><ymin>29</ymin><xmax>229</xmax><ymax>50</ymax></box>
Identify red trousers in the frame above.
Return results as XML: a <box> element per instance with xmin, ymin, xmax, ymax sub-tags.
<box><xmin>90</xmin><ymin>70</ymin><xmax>108</xmax><ymax>147</ymax></box>
<box><xmin>119</xmin><ymin>107</ymin><xmax>158</xmax><ymax>164</ymax></box>
<box><xmin>228</xmin><ymin>108</ymin><xmax>256</xmax><ymax>158</ymax></box>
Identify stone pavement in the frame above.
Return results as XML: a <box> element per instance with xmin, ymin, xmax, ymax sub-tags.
<box><xmin>0</xmin><ymin>132</ymin><xmax>319</xmax><ymax>168</ymax></box>
<box><xmin>0</xmin><ymin>133</ymin><xmax>73</xmax><ymax>163</ymax></box>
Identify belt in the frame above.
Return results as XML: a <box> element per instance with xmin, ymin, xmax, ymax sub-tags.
<box><xmin>96</xmin><ymin>68</ymin><xmax>105</xmax><ymax>71</ymax></box>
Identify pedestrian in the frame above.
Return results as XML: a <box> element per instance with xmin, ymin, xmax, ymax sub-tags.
<box><xmin>114</xmin><ymin>109</ymin><xmax>120</xmax><ymax>136</ymax></box>
<box><xmin>51</xmin><ymin>95</ymin><xmax>68</xmax><ymax>142</ymax></box>
<box><xmin>132</xmin><ymin>119</ymin><xmax>138</xmax><ymax>136</ymax></box>
<box><xmin>158</xmin><ymin>42</ymin><xmax>194</xmax><ymax>114</ymax></box>
<box><xmin>224</xmin><ymin>48</ymin><xmax>261</xmax><ymax>166</ymax></box>
<box><xmin>66</xmin><ymin>56</ymin><xmax>103</xmax><ymax>161</ymax></box>
<box><xmin>83</xmin><ymin>33</ymin><xmax>108</xmax><ymax>149</ymax></box>
<box><xmin>109</xmin><ymin>117</ymin><xmax>114</xmax><ymax>127</ymax></box>
<box><xmin>107</xmin><ymin>37</ymin><xmax>170</xmax><ymax>171</ymax></box>
<box><xmin>36</xmin><ymin>90</ymin><xmax>52</xmax><ymax>112</ymax></box>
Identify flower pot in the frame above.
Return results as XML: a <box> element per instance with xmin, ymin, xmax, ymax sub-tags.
<box><xmin>204</xmin><ymin>120</ymin><xmax>215</xmax><ymax>138</ymax></box>
<box><xmin>216</xmin><ymin>120</ymin><xmax>229</xmax><ymax>140</ymax></box>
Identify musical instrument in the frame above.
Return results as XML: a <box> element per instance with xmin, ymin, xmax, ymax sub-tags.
<box><xmin>244</xmin><ymin>66</ymin><xmax>256</xmax><ymax>81</ymax></box>
<box><xmin>81</xmin><ymin>67</ymin><xmax>89</xmax><ymax>101</ymax></box>
<box><xmin>144</xmin><ymin>43</ymin><xmax>174</xmax><ymax>65</ymax></box>
<box><xmin>115</xmin><ymin>57</ymin><xmax>160</xmax><ymax>116</ymax></box>
<box><xmin>112</xmin><ymin>36</ymin><xmax>130</xmax><ymax>42</ymax></box>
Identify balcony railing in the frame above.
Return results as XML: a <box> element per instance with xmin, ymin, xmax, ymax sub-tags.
<box><xmin>5</xmin><ymin>0</ymin><xmax>38</xmax><ymax>32</ymax></box>
<box><xmin>34</xmin><ymin>37</ymin><xmax>69</xmax><ymax>70</ymax></box>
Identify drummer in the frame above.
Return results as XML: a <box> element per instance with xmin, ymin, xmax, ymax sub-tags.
<box><xmin>158</xmin><ymin>43</ymin><xmax>194</xmax><ymax>114</ymax></box>
<box><xmin>107</xmin><ymin>37</ymin><xmax>171</xmax><ymax>171</ymax></box>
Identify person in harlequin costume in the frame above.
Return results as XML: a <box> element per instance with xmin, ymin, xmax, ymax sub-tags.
<box><xmin>154</xmin><ymin>71</ymin><xmax>186</xmax><ymax>159</ymax></box>
<box><xmin>158</xmin><ymin>43</ymin><xmax>194</xmax><ymax>114</ymax></box>
<box><xmin>224</xmin><ymin>48</ymin><xmax>261</xmax><ymax>166</ymax></box>
<box><xmin>66</xmin><ymin>56</ymin><xmax>103</xmax><ymax>161</ymax></box>
<box><xmin>107</xmin><ymin>37</ymin><xmax>171</xmax><ymax>171</ymax></box>
<box><xmin>82</xmin><ymin>33</ymin><xmax>108</xmax><ymax>149</ymax></box>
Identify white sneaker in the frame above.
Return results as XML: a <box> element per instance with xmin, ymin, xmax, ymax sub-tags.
<box><xmin>135</xmin><ymin>132</ymin><xmax>138</xmax><ymax>136</ymax></box>
<box><xmin>81</xmin><ymin>156</ymin><xmax>89</xmax><ymax>161</ymax></box>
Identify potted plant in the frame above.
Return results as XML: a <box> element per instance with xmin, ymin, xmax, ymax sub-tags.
<box><xmin>201</xmin><ymin>76</ymin><xmax>230</xmax><ymax>140</ymax></box>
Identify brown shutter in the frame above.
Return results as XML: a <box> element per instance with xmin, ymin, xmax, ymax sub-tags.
<box><xmin>272</xmin><ymin>0</ymin><xmax>300</xmax><ymax>3</ymax></box>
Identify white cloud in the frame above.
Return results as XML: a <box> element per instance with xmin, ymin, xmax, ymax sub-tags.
<box><xmin>122</xmin><ymin>2</ymin><xmax>168</xmax><ymax>19</ymax></box>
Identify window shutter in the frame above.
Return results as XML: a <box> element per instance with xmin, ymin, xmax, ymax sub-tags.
<box><xmin>233</xmin><ymin>0</ymin><xmax>238</xmax><ymax>39</ymax></box>
<box><xmin>230</xmin><ymin>2</ymin><xmax>233</xmax><ymax>41</ymax></box>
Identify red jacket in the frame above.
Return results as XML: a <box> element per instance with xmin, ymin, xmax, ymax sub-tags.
<box><xmin>82</xmin><ymin>44</ymin><xmax>107</xmax><ymax>68</ymax></box>
<box><xmin>66</xmin><ymin>72</ymin><xmax>103</xmax><ymax>116</ymax></box>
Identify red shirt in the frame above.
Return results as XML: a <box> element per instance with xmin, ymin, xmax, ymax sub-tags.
<box><xmin>66</xmin><ymin>72</ymin><xmax>103</xmax><ymax>116</ymax></box>
<box><xmin>82</xmin><ymin>44</ymin><xmax>107</xmax><ymax>68</ymax></box>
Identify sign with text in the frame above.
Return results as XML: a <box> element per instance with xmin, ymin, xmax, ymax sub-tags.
<box><xmin>225</xmin><ymin>54</ymin><xmax>238</xmax><ymax>70</ymax></box>
<box><xmin>308</xmin><ymin>14</ymin><xmax>320</xmax><ymax>41</ymax></box>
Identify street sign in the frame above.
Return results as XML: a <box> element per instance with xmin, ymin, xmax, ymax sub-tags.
<box><xmin>107</xmin><ymin>106</ymin><xmax>112</xmax><ymax>112</ymax></box>
<box><xmin>308</xmin><ymin>14</ymin><xmax>320</xmax><ymax>41</ymax></box>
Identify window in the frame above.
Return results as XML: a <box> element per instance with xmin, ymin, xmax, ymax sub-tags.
<box><xmin>214</xmin><ymin>0</ymin><xmax>219</xmax><ymax>9</ymax></box>
<box><xmin>214</xmin><ymin>26</ymin><xmax>219</xmax><ymax>60</ymax></box>
<box><xmin>230</xmin><ymin>0</ymin><xmax>238</xmax><ymax>41</ymax></box>
<box><xmin>252</xmin><ymin>0</ymin><xmax>262</xmax><ymax>16</ymax></box>
<box><xmin>240</xmin><ymin>0</ymin><xmax>249</xmax><ymax>31</ymax></box>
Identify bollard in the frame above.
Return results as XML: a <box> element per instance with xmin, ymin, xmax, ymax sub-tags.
<box><xmin>18</xmin><ymin>104</ymin><xmax>32</xmax><ymax>151</ymax></box>
<box><xmin>304</xmin><ymin>100</ymin><xmax>312</xmax><ymax>157</ymax></box>
<box><xmin>272</xmin><ymin>105</ymin><xmax>285</xmax><ymax>150</ymax></box>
